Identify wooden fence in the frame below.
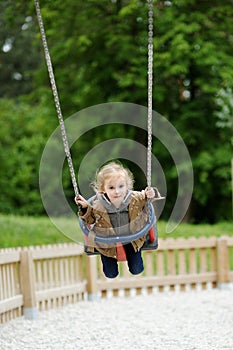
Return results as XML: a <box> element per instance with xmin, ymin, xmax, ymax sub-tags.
<box><xmin>0</xmin><ymin>236</ymin><xmax>233</xmax><ymax>324</ymax></box>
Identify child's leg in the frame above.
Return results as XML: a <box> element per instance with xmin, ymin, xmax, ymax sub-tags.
<box><xmin>124</xmin><ymin>243</ymin><xmax>144</xmax><ymax>275</ymax></box>
<box><xmin>100</xmin><ymin>254</ymin><xmax>119</xmax><ymax>278</ymax></box>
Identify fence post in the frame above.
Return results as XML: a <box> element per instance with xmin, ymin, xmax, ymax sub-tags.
<box><xmin>86</xmin><ymin>255</ymin><xmax>99</xmax><ymax>301</ymax></box>
<box><xmin>217</xmin><ymin>236</ymin><xmax>230</xmax><ymax>289</ymax></box>
<box><xmin>20</xmin><ymin>250</ymin><xmax>38</xmax><ymax>319</ymax></box>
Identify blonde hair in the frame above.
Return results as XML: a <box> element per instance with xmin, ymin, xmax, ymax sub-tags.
<box><xmin>92</xmin><ymin>161</ymin><xmax>134</xmax><ymax>193</ymax></box>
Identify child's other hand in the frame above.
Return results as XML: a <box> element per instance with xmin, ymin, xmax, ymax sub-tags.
<box><xmin>145</xmin><ymin>187</ymin><xmax>155</xmax><ymax>199</ymax></box>
<box><xmin>145</xmin><ymin>187</ymin><xmax>165</xmax><ymax>200</ymax></box>
<box><xmin>74</xmin><ymin>195</ymin><xmax>88</xmax><ymax>208</ymax></box>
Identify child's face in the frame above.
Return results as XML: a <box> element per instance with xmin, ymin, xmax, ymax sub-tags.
<box><xmin>103</xmin><ymin>175</ymin><xmax>128</xmax><ymax>208</ymax></box>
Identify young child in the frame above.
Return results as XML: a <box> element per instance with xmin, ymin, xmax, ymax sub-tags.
<box><xmin>75</xmin><ymin>161</ymin><xmax>162</xmax><ymax>278</ymax></box>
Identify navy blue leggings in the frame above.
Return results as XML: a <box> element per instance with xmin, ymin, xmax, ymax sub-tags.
<box><xmin>101</xmin><ymin>243</ymin><xmax>144</xmax><ymax>278</ymax></box>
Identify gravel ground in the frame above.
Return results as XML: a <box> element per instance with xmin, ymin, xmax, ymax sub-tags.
<box><xmin>0</xmin><ymin>288</ymin><xmax>232</xmax><ymax>350</ymax></box>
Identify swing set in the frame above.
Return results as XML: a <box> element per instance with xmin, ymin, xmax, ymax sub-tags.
<box><xmin>34</xmin><ymin>0</ymin><xmax>164</xmax><ymax>261</ymax></box>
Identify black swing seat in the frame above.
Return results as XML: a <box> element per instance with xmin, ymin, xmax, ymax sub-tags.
<box><xmin>78</xmin><ymin>196</ymin><xmax>158</xmax><ymax>255</ymax></box>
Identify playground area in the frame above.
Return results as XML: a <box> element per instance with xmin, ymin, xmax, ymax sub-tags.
<box><xmin>1</xmin><ymin>2</ymin><xmax>232</xmax><ymax>348</ymax></box>
<box><xmin>0</xmin><ymin>288</ymin><xmax>232</xmax><ymax>350</ymax></box>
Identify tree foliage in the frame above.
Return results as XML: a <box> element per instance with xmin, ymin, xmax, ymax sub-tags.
<box><xmin>0</xmin><ymin>0</ymin><xmax>41</xmax><ymax>97</ymax></box>
<box><xmin>0</xmin><ymin>0</ymin><xmax>232</xmax><ymax>222</ymax></box>
<box><xmin>0</xmin><ymin>98</ymin><xmax>55</xmax><ymax>215</ymax></box>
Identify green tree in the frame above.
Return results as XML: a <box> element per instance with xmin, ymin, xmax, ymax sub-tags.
<box><xmin>0</xmin><ymin>98</ymin><xmax>54</xmax><ymax>215</ymax></box>
<box><xmin>153</xmin><ymin>0</ymin><xmax>233</xmax><ymax>221</ymax></box>
<box><xmin>0</xmin><ymin>0</ymin><xmax>232</xmax><ymax>222</ymax></box>
<box><xmin>30</xmin><ymin>0</ymin><xmax>150</xmax><ymax>114</ymax></box>
<box><xmin>0</xmin><ymin>0</ymin><xmax>41</xmax><ymax>97</ymax></box>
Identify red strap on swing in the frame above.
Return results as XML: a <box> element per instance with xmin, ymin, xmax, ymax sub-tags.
<box><xmin>148</xmin><ymin>225</ymin><xmax>156</xmax><ymax>242</ymax></box>
<box><xmin>116</xmin><ymin>243</ymin><xmax>127</xmax><ymax>261</ymax></box>
<box><xmin>116</xmin><ymin>225</ymin><xmax>156</xmax><ymax>261</ymax></box>
<box><xmin>84</xmin><ymin>235</ymin><xmax>127</xmax><ymax>261</ymax></box>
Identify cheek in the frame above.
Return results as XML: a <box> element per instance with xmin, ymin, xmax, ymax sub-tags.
<box><xmin>106</xmin><ymin>189</ymin><xmax>113</xmax><ymax>196</ymax></box>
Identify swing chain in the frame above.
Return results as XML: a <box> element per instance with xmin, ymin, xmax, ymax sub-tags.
<box><xmin>147</xmin><ymin>0</ymin><xmax>153</xmax><ymax>190</ymax></box>
<box><xmin>34</xmin><ymin>0</ymin><xmax>79</xmax><ymax>197</ymax></box>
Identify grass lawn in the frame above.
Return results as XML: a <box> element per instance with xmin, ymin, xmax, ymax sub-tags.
<box><xmin>0</xmin><ymin>213</ymin><xmax>232</xmax><ymax>249</ymax></box>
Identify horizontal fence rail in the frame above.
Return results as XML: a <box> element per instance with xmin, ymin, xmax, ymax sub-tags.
<box><xmin>0</xmin><ymin>236</ymin><xmax>233</xmax><ymax>323</ymax></box>
<box><xmin>89</xmin><ymin>236</ymin><xmax>233</xmax><ymax>298</ymax></box>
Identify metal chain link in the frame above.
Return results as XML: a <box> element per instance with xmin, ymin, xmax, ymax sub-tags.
<box><xmin>147</xmin><ymin>0</ymin><xmax>153</xmax><ymax>189</ymax></box>
<box><xmin>34</xmin><ymin>0</ymin><xmax>79</xmax><ymax>197</ymax></box>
